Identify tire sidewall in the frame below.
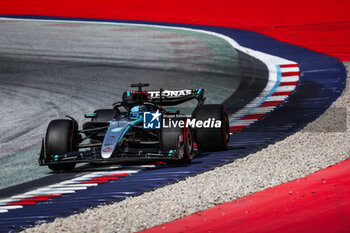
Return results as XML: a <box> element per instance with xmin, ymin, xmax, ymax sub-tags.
<box><xmin>45</xmin><ymin>119</ymin><xmax>76</xmax><ymax>171</ymax></box>
<box><xmin>193</xmin><ymin>104</ymin><xmax>229</xmax><ymax>151</ymax></box>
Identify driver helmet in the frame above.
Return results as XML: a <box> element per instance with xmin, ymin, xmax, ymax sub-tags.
<box><xmin>130</xmin><ymin>105</ymin><xmax>145</xmax><ymax>118</ymax></box>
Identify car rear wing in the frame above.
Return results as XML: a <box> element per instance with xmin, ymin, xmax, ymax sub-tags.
<box><xmin>122</xmin><ymin>89</ymin><xmax>205</xmax><ymax>106</ymax></box>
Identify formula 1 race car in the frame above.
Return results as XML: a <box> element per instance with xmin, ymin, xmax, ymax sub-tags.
<box><xmin>39</xmin><ymin>83</ymin><xmax>229</xmax><ymax>171</ymax></box>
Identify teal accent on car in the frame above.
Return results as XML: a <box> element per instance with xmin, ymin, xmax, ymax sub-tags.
<box><xmin>131</xmin><ymin>117</ymin><xmax>143</xmax><ymax>126</ymax></box>
<box><xmin>117</xmin><ymin>117</ymin><xmax>143</xmax><ymax>143</ymax></box>
<box><xmin>111</xmin><ymin>127</ymin><xmax>123</xmax><ymax>132</ymax></box>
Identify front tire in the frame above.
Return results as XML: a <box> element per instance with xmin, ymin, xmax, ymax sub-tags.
<box><xmin>45</xmin><ymin>119</ymin><xmax>76</xmax><ymax>171</ymax></box>
<box><xmin>161</xmin><ymin>118</ymin><xmax>194</xmax><ymax>163</ymax></box>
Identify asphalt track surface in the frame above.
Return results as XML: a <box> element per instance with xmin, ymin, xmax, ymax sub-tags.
<box><xmin>0</xmin><ymin>19</ymin><xmax>263</xmax><ymax>190</ymax></box>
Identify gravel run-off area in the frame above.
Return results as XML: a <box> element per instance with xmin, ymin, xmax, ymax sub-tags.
<box><xmin>24</xmin><ymin>62</ymin><xmax>350</xmax><ymax>233</ymax></box>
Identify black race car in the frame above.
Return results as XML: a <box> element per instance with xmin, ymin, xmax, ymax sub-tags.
<box><xmin>39</xmin><ymin>83</ymin><xmax>229</xmax><ymax>171</ymax></box>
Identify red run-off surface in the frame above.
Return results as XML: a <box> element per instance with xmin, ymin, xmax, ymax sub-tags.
<box><xmin>141</xmin><ymin>159</ymin><xmax>350</xmax><ymax>233</ymax></box>
<box><xmin>0</xmin><ymin>0</ymin><xmax>349</xmax><ymax>61</ymax></box>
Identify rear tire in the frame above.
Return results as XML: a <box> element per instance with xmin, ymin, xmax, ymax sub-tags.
<box><xmin>193</xmin><ymin>104</ymin><xmax>229</xmax><ymax>152</ymax></box>
<box><xmin>45</xmin><ymin>119</ymin><xmax>76</xmax><ymax>171</ymax></box>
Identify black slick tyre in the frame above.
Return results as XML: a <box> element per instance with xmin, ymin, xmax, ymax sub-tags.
<box><xmin>45</xmin><ymin>119</ymin><xmax>76</xmax><ymax>171</ymax></box>
<box><xmin>161</xmin><ymin>118</ymin><xmax>194</xmax><ymax>163</ymax></box>
<box><xmin>193</xmin><ymin>104</ymin><xmax>229</xmax><ymax>152</ymax></box>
